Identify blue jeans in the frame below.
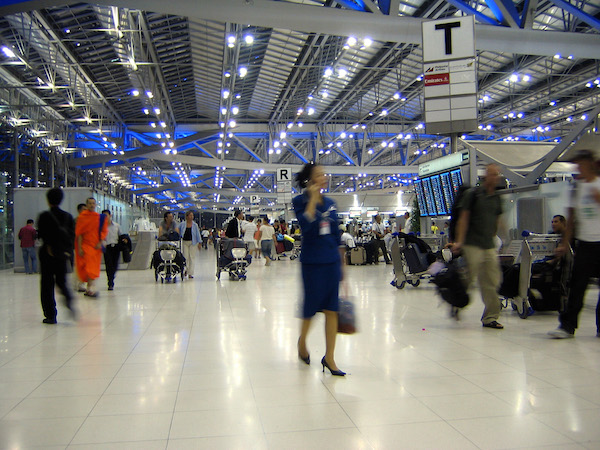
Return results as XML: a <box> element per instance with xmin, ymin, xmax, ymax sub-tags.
<box><xmin>22</xmin><ymin>247</ymin><xmax>37</xmax><ymax>273</ymax></box>
<box><xmin>261</xmin><ymin>240</ymin><xmax>275</xmax><ymax>260</ymax></box>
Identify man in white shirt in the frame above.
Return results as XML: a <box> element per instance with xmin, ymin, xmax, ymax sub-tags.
<box><xmin>201</xmin><ymin>226</ymin><xmax>210</xmax><ymax>249</ymax></box>
<box><xmin>101</xmin><ymin>209</ymin><xmax>121</xmax><ymax>291</ymax></box>
<box><xmin>372</xmin><ymin>215</ymin><xmax>391</xmax><ymax>264</ymax></box>
<box><xmin>241</xmin><ymin>217</ymin><xmax>258</xmax><ymax>257</ymax></box>
<box><xmin>339</xmin><ymin>225</ymin><xmax>355</xmax><ymax>248</ymax></box>
<box><xmin>549</xmin><ymin>150</ymin><xmax>600</xmax><ymax>338</ymax></box>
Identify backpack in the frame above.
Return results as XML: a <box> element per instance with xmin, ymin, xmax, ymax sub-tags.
<box><xmin>448</xmin><ymin>185</ymin><xmax>478</xmax><ymax>242</ymax></box>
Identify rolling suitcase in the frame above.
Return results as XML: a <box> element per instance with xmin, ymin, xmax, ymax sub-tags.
<box><xmin>363</xmin><ymin>241</ymin><xmax>378</xmax><ymax>264</ymax></box>
<box><xmin>348</xmin><ymin>247</ymin><xmax>367</xmax><ymax>265</ymax></box>
<box><xmin>403</xmin><ymin>243</ymin><xmax>429</xmax><ymax>273</ymax></box>
<box><xmin>528</xmin><ymin>262</ymin><xmax>564</xmax><ymax>311</ymax></box>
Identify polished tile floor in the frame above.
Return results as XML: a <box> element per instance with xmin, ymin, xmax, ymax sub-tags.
<box><xmin>1</xmin><ymin>249</ymin><xmax>600</xmax><ymax>449</ymax></box>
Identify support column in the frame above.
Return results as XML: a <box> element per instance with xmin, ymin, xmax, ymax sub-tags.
<box><xmin>13</xmin><ymin>132</ymin><xmax>19</xmax><ymax>189</ymax></box>
<box><xmin>33</xmin><ymin>147</ymin><xmax>39</xmax><ymax>187</ymax></box>
<box><xmin>49</xmin><ymin>151</ymin><xmax>55</xmax><ymax>187</ymax></box>
<box><xmin>450</xmin><ymin>133</ymin><xmax>459</xmax><ymax>154</ymax></box>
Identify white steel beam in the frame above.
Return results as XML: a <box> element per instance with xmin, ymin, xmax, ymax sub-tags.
<box><xmin>4</xmin><ymin>1</ymin><xmax>600</xmax><ymax>59</ymax></box>
<box><xmin>93</xmin><ymin>0</ymin><xmax>600</xmax><ymax>59</ymax></box>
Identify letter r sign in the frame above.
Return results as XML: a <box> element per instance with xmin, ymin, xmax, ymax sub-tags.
<box><xmin>276</xmin><ymin>168</ymin><xmax>292</xmax><ymax>182</ymax></box>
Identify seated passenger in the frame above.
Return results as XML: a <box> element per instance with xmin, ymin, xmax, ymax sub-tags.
<box><xmin>339</xmin><ymin>225</ymin><xmax>355</xmax><ymax>249</ymax></box>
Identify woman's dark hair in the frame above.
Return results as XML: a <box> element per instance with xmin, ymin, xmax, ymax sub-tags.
<box><xmin>296</xmin><ymin>162</ymin><xmax>318</xmax><ymax>189</ymax></box>
<box><xmin>46</xmin><ymin>188</ymin><xmax>63</xmax><ymax>206</ymax></box>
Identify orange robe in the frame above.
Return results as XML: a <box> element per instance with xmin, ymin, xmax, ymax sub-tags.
<box><xmin>75</xmin><ymin>210</ymin><xmax>108</xmax><ymax>282</ymax></box>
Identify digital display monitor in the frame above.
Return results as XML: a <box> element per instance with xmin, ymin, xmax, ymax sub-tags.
<box><xmin>450</xmin><ymin>169</ymin><xmax>463</xmax><ymax>196</ymax></box>
<box><xmin>430</xmin><ymin>175</ymin><xmax>447</xmax><ymax>215</ymax></box>
<box><xmin>414</xmin><ymin>180</ymin><xmax>428</xmax><ymax>216</ymax></box>
<box><xmin>440</xmin><ymin>172</ymin><xmax>454</xmax><ymax>212</ymax></box>
<box><xmin>417</xmin><ymin>169</ymin><xmax>464</xmax><ymax>217</ymax></box>
<box><xmin>422</xmin><ymin>177</ymin><xmax>437</xmax><ymax>216</ymax></box>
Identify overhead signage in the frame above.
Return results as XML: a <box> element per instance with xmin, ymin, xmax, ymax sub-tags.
<box><xmin>276</xmin><ymin>180</ymin><xmax>292</xmax><ymax>204</ymax></box>
<box><xmin>422</xmin><ymin>16</ymin><xmax>478</xmax><ymax>134</ymax></box>
<box><xmin>424</xmin><ymin>73</ymin><xmax>449</xmax><ymax>86</ymax></box>
<box><xmin>419</xmin><ymin>151</ymin><xmax>469</xmax><ymax>176</ymax></box>
<box><xmin>276</xmin><ymin>167</ymin><xmax>293</xmax><ymax>204</ymax></box>
<box><xmin>250</xmin><ymin>195</ymin><xmax>260</xmax><ymax>204</ymax></box>
<box><xmin>422</xmin><ymin>17</ymin><xmax>475</xmax><ymax>62</ymax></box>
<box><xmin>349</xmin><ymin>207</ymin><xmax>362</xmax><ymax>217</ymax></box>
<box><xmin>276</xmin><ymin>167</ymin><xmax>292</xmax><ymax>182</ymax></box>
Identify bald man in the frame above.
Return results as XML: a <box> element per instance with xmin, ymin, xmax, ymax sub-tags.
<box><xmin>453</xmin><ymin>164</ymin><xmax>504</xmax><ymax>329</ymax></box>
<box><xmin>75</xmin><ymin>197</ymin><xmax>108</xmax><ymax>297</ymax></box>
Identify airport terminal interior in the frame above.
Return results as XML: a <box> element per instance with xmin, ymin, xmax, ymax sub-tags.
<box><xmin>1</xmin><ymin>0</ymin><xmax>600</xmax><ymax>448</ymax></box>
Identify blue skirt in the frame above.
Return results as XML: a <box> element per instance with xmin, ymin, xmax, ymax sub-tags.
<box><xmin>301</xmin><ymin>262</ymin><xmax>340</xmax><ymax>318</ymax></box>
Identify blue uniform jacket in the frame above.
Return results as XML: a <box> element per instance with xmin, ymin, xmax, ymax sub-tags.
<box><xmin>292</xmin><ymin>193</ymin><xmax>341</xmax><ymax>264</ymax></box>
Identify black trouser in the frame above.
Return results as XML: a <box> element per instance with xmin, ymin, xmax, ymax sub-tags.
<box><xmin>373</xmin><ymin>238</ymin><xmax>390</xmax><ymax>263</ymax></box>
<box><xmin>39</xmin><ymin>248</ymin><xmax>72</xmax><ymax>320</ymax></box>
<box><xmin>559</xmin><ymin>240</ymin><xmax>600</xmax><ymax>334</ymax></box>
<box><xmin>104</xmin><ymin>245</ymin><xmax>120</xmax><ymax>288</ymax></box>
<box><xmin>202</xmin><ymin>237</ymin><xmax>208</xmax><ymax>249</ymax></box>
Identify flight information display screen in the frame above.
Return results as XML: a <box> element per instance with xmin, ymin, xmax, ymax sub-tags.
<box><xmin>422</xmin><ymin>177</ymin><xmax>437</xmax><ymax>216</ymax></box>
<box><xmin>414</xmin><ymin>179</ymin><xmax>428</xmax><ymax>216</ymax></box>
<box><xmin>450</xmin><ymin>169</ymin><xmax>463</xmax><ymax>196</ymax></box>
<box><xmin>415</xmin><ymin>168</ymin><xmax>464</xmax><ymax>216</ymax></box>
<box><xmin>440</xmin><ymin>172</ymin><xmax>455</xmax><ymax>211</ymax></box>
<box><xmin>430</xmin><ymin>175</ymin><xmax>447</xmax><ymax>215</ymax></box>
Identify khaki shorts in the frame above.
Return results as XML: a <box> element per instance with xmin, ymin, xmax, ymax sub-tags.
<box><xmin>245</xmin><ymin>241</ymin><xmax>256</xmax><ymax>251</ymax></box>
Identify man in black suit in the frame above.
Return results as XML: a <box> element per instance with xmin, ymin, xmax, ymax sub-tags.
<box><xmin>225</xmin><ymin>210</ymin><xmax>244</xmax><ymax>238</ymax></box>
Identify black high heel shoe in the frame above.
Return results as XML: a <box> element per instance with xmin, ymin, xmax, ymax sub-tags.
<box><xmin>297</xmin><ymin>339</ymin><xmax>310</xmax><ymax>365</ymax></box>
<box><xmin>321</xmin><ymin>356</ymin><xmax>345</xmax><ymax>376</ymax></box>
<box><xmin>298</xmin><ymin>352</ymin><xmax>310</xmax><ymax>365</ymax></box>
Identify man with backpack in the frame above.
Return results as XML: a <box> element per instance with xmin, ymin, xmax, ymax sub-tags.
<box><xmin>75</xmin><ymin>197</ymin><xmax>108</xmax><ymax>298</ymax></box>
<box><xmin>37</xmin><ymin>188</ymin><xmax>76</xmax><ymax>323</ymax></box>
<box><xmin>452</xmin><ymin>164</ymin><xmax>504</xmax><ymax>329</ymax></box>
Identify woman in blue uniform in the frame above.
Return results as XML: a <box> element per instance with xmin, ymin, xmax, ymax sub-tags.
<box><xmin>293</xmin><ymin>162</ymin><xmax>346</xmax><ymax>376</ymax></box>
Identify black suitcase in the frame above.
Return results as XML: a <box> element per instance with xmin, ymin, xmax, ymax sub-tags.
<box><xmin>403</xmin><ymin>243</ymin><xmax>429</xmax><ymax>273</ymax></box>
<box><xmin>362</xmin><ymin>241</ymin><xmax>378</xmax><ymax>264</ymax></box>
<box><xmin>432</xmin><ymin>260</ymin><xmax>470</xmax><ymax>308</ymax></box>
<box><xmin>528</xmin><ymin>262</ymin><xmax>564</xmax><ymax>311</ymax></box>
<box><xmin>499</xmin><ymin>262</ymin><xmax>520</xmax><ymax>298</ymax></box>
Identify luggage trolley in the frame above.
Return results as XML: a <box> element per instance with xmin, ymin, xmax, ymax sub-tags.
<box><xmin>390</xmin><ymin>233</ymin><xmax>433</xmax><ymax>289</ymax></box>
<box><xmin>216</xmin><ymin>238</ymin><xmax>252</xmax><ymax>281</ymax></box>
<box><xmin>152</xmin><ymin>240</ymin><xmax>186</xmax><ymax>283</ymax></box>
<box><xmin>289</xmin><ymin>236</ymin><xmax>301</xmax><ymax>261</ymax></box>
<box><xmin>505</xmin><ymin>234</ymin><xmax>572</xmax><ymax>318</ymax></box>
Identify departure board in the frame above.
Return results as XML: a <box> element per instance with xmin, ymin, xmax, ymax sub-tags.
<box><xmin>422</xmin><ymin>177</ymin><xmax>437</xmax><ymax>216</ymax></box>
<box><xmin>440</xmin><ymin>172</ymin><xmax>454</xmax><ymax>211</ymax></box>
<box><xmin>414</xmin><ymin>180</ymin><xmax>428</xmax><ymax>216</ymax></box>
<box><xmin>416</xmin><ymin>169</ymin><xmax>464</xmax><ymax>217</ymax></box>
<box><xmin>430</xmin><ymin>175</ymin><xmax>447</xmax><ymax>215</ymax></box>
<box><xmin>450</xmin><ymin>169</ymin><xmax>463</xmax><ymax>195</ymax></box>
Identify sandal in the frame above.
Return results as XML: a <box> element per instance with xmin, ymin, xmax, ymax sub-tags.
<box><xmin>482</xmin><ymin>321</ymin><xmax>504</xmax><ymax>329</ymax></box>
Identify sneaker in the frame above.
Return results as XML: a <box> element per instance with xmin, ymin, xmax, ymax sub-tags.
<box><xmin>84</xmin><ymin>291</ymin><xmax>99</xmax><ymax>298</ymax></box>
<box><xmin>108</xmin><ymin>286</ymin><xmax>114</xmax><ymax>291</ymax></box>
<box><xmin>548</xmin><ymin>328</ymin><xmax>574</xmax><ymax>339</ymax></box>
<box><xmin>42</xmin><ymin>318</ymin><xmax>57</xmax><ymax>324</ymax></box>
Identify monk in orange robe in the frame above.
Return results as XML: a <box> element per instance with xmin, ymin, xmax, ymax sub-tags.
<box><xmin>75</xmin><ymin>197</ymin><xmax>108</xmax><ymax>297</ymax></box>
